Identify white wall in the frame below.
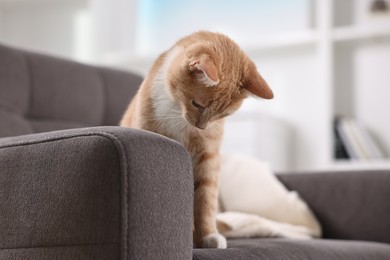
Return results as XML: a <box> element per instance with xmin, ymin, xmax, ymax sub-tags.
<box><xmin>89</xmin><ymin>0</ymin><xmax>137</xmax><ymax>61</ymax></box>
<box><xmin>249</xmin><ymin>47</ymin><xmax>329</xmax><ymax>170</ymax></box>
<box><xmin>134</xmin><ymin>0</ymin><xmax>310</xmax><ymax>56</ymax></box>
<box><xmin>222</xmin><ymin>111</ymin><xmax>294</xmax><ymax>172</ymax></box>
<box><xmin>355</xmin><ymin>39</ymin><xmax>390</xmax><ymax>157</ymax></box>
<box><xmin>0</xmin><ymin>8</ymin><xmax>3</xmax><ymax>39</ymax></box>
<box><xmin>0</xmin><ymin>1</ymin><xmax>86</xmax><ymax>59</ymax></box>
<box><xmin>0</xmin><ymin>8</ymin><xmax>2</xmax><ymax>39</ymax></box>
<box><xmin>334</xmin><ymin>44</ymin><xmax>355</xmax><ymax>117</ymax></box>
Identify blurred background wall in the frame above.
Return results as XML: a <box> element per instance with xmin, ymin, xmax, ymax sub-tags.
<box><xmin>1</xmin><ymin>0</ymin><xmax>389</xmax><ymax>172</ymax></box>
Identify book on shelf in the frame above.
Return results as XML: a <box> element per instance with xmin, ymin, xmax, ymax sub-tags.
<box><xmin>334</xmin><ymin>117</ymin><xmax>350</xmax><ymax>159</ymax></box>
<box><xmin>334</xmin><ymin>116</ymin><xmax>384</xmax><ymax>160</ymax></box>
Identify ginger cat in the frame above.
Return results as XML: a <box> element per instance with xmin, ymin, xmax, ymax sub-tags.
<box><xmin>120</xmin><ymin>31</ymin><xmax>273</xmax><ymax>248</ymax></box>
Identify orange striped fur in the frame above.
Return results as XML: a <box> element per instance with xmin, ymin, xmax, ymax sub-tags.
<box><xmin>120</xmin><ymin>31</ymin><xmax>273</xmax><ymax>248</ymax></box>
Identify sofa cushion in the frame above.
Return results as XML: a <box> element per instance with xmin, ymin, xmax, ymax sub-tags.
<box><xmin>278</xmin><ymin>172</ymin><xmax>390</xmax><ymax>243</ymax></box>
<box><xmin>27</xmin><ymin>52</ymin><xmax>105</xmax><ymax>126</ymax></box>
<box><xmin>0</xmin><ymin>43</ymin><xmax>143</xmax><ymax>138</ymax></box>
<box><xmin>29</xmin><ymin>119</ymin><xmax>90</xmax><ymax>133</ymax></box>
<box><xmin>0</xmin><ymin>110</ymin><xmax>33</xmax><ymax>137</ymax></box>
<box><xmin>193</xmin><ymin>238</ymin><xmax>390</xmax><ymax>260</ymax></box>
<box><xmin>98</xmin><ymin>67</ymin><xmax>140</xmax><ymax>126</ymax></box>
<box><xmin>0</xmin><ymin>45</ymin><xmax>30</xmax><ymax>115</ymax></box>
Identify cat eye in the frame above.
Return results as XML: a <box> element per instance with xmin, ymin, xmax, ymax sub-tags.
<box><xmin>191</xmin><ymin>100</ymin><xmax>205</xmax><ymax>110</ymax></box>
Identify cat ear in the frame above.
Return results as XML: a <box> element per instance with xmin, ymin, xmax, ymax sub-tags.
<box><xmin>189</xmin><ymin>54</ymin><xmax>220</xmax><ymax>87</ymax></box>
<box><xmin>244</xmin><ymin>67</ymin><xmax>273</xmax><ymax>99</ymax></box>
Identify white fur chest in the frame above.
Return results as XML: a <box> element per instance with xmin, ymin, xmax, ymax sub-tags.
<box><xmin>151</xmin><ymin>47</ymin><xmax>189</xmax><ymax>143</ymax></box>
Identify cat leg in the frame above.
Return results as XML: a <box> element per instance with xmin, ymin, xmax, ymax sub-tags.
<box><xmin>193</xmin><ymin>153</ymin><xmax>227</xmax><ymax>248</ymax></box>
<box><xmin>201</xmin><ymin>233</ymin><xmax>227</xmax><ymax>248</ymax></box>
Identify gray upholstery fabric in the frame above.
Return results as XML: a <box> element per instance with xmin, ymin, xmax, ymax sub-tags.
<box><xmin>0</xmin><ymin>44</ymin><xmax>30</xmax><ymax>115</ymax></box>
<box><xmin>0</xmin><ymin>127</ymin><xmax>193</xmax><ymax>260</ymax></box>
<box><xmin>98</xmin><ymin>68</ymin><xmax>139</xmax><ymax>125</ymax></box>
<box><xmin>0</xmin><ymin>244</ymin><xmax>119</xmax><ymax>260</ymax></box>
<box><xmin>0</xmin><ymin>43</ymin><xmax>143</xmax><ymax>137</ymax></box>
<box><xmin>28</xmin><ymin>53</ymin><xmax>105</xmax><ymax>125</ymax></box>
<box><xmin>194</xmin><ymin>238</ymin><xmax>390</xmax><ymax>260</ymax></box>
<box><xmin>278</xmin><ymin>171</ymin><xmax>390</xmax><ymax>244</ymax></box>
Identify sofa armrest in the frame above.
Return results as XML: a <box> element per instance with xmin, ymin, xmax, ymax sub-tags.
<box><xmin>0</xmin><ymin>127</ymin><xmax>193</xmax><ymax>260</ymax></box>
<box><xmin>278</xmin><ymin>170</ymin><xmax>390</xmax><ymax>243</ymax></box>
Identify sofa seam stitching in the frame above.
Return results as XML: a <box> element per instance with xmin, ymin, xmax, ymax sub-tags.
<box><xmin>97</xmin><ymin>131</ymin><xmax>129</xmax><ymax>260</ymax></box>
<box><xmin>97</xmin><ymin>68</ymin><xmax>108</xmax><ymax>126</ymax></box>
<box><xmin>0</xmin><ymin>133</ymin><xmax>98</xmax><ymax>149</ymax></box>
<box><xmin>0</xmin><ymin>131</ymin><xmax>122</xmax><ymax>149</ymax></box>
<box><xmin>24</xmin><ymin>53</ymin><xmax>34</xmax><ymax>124</ymax></box>
<box><xmin>0</xmin><ymin>242</ymin><xmax>119</xmax><ymax>251</ymax></box>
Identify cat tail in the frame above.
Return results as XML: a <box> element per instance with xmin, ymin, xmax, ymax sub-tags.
<box><xmin>216</xmin><ymin>212</ymin><xmax>316</xmax><ymax>240</ymax></box>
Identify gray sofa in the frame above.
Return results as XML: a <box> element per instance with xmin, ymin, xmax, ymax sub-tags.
<box><xmin>1</xmin><ymin>43</ymin><xmax>390</xmax><ymax>260</ymax></box>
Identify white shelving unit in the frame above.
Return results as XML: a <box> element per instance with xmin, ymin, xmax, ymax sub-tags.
<box><xmin>330</xmin><ymin>159</ymin><xmax>390</xmax><ymax>171</ymax></box>
<box><xmin>330</xmin><ymin>0</ymin><xmax>390</xmax><ymax>171</ymax></box>
<box><xmin>333</xmin><ymin>22</ymin><xmax>390</xmax><ymax>42</ymax></box>
<box><xmin>226</xmin><ymin>0</ymin><xmax>390</xmax><ymax>171</ymax></box>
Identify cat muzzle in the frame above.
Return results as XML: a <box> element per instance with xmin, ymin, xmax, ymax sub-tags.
<box><xmin>195</xmin><ymin>121</ymin><xmax>208</xmax><ymax>130</ymax></box>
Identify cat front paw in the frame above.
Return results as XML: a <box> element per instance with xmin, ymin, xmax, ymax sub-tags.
<box><xmin>201</xmin><ymin>233</ymin><xmax>227</xmax><ymax>249</ymax></box>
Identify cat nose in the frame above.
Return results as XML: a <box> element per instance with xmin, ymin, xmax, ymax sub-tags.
<box><xmin>195</xmin><ymin>121</ymin><xmax>207</xmax><ymax>130</ymax></box>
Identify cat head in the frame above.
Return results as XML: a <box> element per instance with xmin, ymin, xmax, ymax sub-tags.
<box><xmin>166</xmin><ymin>31</ymin><xmax>273</xmax><ymax>130</ymax></box>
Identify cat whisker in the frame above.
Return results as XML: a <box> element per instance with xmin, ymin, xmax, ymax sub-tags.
<box><xmin>208</xmin><ymin>123</ymin><xmax>221</xmax><ymax>136</ymax></box>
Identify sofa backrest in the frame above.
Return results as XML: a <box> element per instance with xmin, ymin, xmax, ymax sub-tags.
<box><xmin>0</xmin><ymin>44</ymin><xmax>143</xmax><ymax>138</ymax></box>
